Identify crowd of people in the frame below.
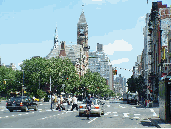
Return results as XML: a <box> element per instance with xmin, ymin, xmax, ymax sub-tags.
<box><xmin>50</xmin><ymin>94</ymin><xmax>79</xmax><ymax>111</ymax></box>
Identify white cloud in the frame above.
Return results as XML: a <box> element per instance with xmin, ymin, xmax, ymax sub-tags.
<box><xmin>106</xmin><ymin>0</ymin><xmax>120</xmax><ymax>4</ymax></box>
<box><xmin>82</xmin><ymin>0</ymin><xmax>106</xmax><ymax>5</ymax></box>
<box><xmin>111</xmin><ymin>58</ymin><xmax>129</xmax><ymax>65</ymax></box>
<box><xmin>96</xmin><ymin>7</ymin><xmax>101</xmax><ymax>9</ymax></box>
<box><xmin>103</xmin><ymin>39</ymin><xmax>133</xmax><ymax>55</ymax></box>
<box><xmin>122</xmin><ymin>0</ymin><xmax>128</xmax><ymax>2</ymax></box>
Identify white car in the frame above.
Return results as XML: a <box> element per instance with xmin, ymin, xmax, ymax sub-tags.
<box><xmin>79</xmin><ymin>99</ymin><xmax>105</xmax><ymax>117</ymax></box>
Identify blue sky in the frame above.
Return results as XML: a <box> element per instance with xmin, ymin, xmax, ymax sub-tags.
<box><xmin>0</xmin><ymin>0</ymin><xmax>171</xmax><ymax>80</ymax></box>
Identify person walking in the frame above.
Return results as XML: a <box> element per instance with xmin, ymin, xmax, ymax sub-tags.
<box><xmin>71</xmin><ymin>95</ymin><xmax>78</xmax><ymax>111</ymax></box>
<box><xmin>56</xmin><ymin>95</ymin><xmax>61</xmax><ymax>111</ymax></box>
<box><xmin>51</xmin><ymin>94</ymin><xmax>55</xmax><ymax>110</ymax></box>
<box><xmin>67</xmin><ymin>95</ymin><xmax>72</xmax><ymax>111</ymax></box>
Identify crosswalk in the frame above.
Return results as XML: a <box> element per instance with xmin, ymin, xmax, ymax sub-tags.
<box><xmin>104</xmin><ymin>112</ymin><xmax>141</xmax><ymax>119</ymax></box>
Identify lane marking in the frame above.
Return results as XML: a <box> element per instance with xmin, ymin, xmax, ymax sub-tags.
<box><xmin>11</xmin><ymin>115</ymin><xmax>14</xmax><ymax>116</ymax></box>
<box><xmin>18</xmin><ymin>114</ymin><xmax>22</xmax><ymax>116</ymax></box>
<box><xmin>40</xmin><ymin>104</ymin><xmax>43</xmax><ymax>105</ymax></box>
<box><xmin>107</xmin><ymin>105</ymin><xmax>110</xmax><ymax>107</ymax></box>
<box><xmin>0</xmin><ymin>117</ymin><xmax>2</xmax><ymax>118</ymax></box>
<box><xmin>1</xmin><ymin>110</ymin><xmax>4</xmax><ymax>111</ymax></box>
<box><xmin>39</xmin><ymin>111</ymin><xmax>42</xmax><ymax>112</ymax></box>
<box><xmin>26</xmin><ymin>113</ymin><xmax>29</xmax><ymax>114</ymax></box>
<box><xmin>32</xmin><ymin>112</ymin><xmax>34</xmax><ymax>113</ymax></box>
<box><xmin>133</xmin><ymin>117</ymin><xmax>140</xmax><ymax>119</ymax></box>
<box><xmin>58</xmin><ymin>114</ymin><xmax>60</xmax><ymax>115</ymax></box>
<box><xmin>132</xmin><ymin>107</ymin><xmax>136</xmax><ymax>108</ymax></box>
<box><xmin>123</xmin><ymin>113</ymin><xmax>129</xmax><ymax>117</ymax></box>
<box><xmin>113</xmin><ymin>114</ymin><xmax>118</xmax><ymax>116</ymax></box>
<box><xmin>134</xmin><ymin>114</ymin><xmax>140</xmax><ymax>115</ymax></box>
<box><xmin>5</xmin><ymin>116</ymin><xmax>9</xmax><ymax>118</ymax></box>
<box><xmin>113</xmin><ymin>112</ymin><xmax>117</xmax><ymax>113</ymax></box>
<box><xmin>88</xmin><ymin>117</ymin><xmax>98</xmax><ymax>123</ymax></box>
<box><xmin>38</xmin><ymin>109</ymin><xmax>42</xmax><ymax>110</ymax></box>
<box><xmin>150</xmin><ymin>109</ymin><xmax>157</xmax><ymax>116</ymax></box>
<box><xmin>42</xmin><ymin>118</ymin><xmax>45</xmax><ymax>119</ymax></box>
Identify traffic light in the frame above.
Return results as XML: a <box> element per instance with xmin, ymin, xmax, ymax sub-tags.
<box><xmin>115</xmin><ymin>70</ymin><xmax>117</xmax><ymax>75</ymax></box>
<box><xmin>3</xmin><ymin>81</ymin><xmax>6</xmax><ymax>84</ymax></box>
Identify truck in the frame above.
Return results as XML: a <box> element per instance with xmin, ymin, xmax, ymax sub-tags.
<box><xmin>127</xmin><ymin>91</ymin><xmax>139</xmax><ymax>105</ymax></box>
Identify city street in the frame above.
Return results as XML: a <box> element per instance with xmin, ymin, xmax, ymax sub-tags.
<box><xmin>0</xmin><ymin>99</ymin><xmax>159</xmax><ymax>128</ymax></box>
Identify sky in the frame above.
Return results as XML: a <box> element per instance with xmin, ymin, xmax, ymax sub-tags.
<box><xmin>0</xmin><ymin>0</ymin><xmax>171</xmax><ymax>80</ymax></box>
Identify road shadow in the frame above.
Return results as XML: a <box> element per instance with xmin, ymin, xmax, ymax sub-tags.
<box><xmin>140</xmin><ymin>121</ymin><xmax>156</xmax><ymax>127</ymax></box>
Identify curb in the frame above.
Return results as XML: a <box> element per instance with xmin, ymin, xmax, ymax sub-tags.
<box><xmin>148</xmin><ymin>118</ymin><xmax>161</xmax><ymax>128</ymax></box>
<box><xmin>148</xmin><ymin>118</ymin><xmax>171</xmax><ymax>128</ymax></box>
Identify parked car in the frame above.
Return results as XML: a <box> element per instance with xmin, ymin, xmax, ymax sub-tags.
<box><xmin>6</xmin><ymin>96</ymin><xmax>38</xmax><ymax>112</ymax></box>
<box><xmin>79</xmin><ymin>99</ymin><xmax>105</xmax><ymax>117</ymax></box>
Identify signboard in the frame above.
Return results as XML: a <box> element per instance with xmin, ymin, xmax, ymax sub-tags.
<box><xmin>159</xmin><ymin>8</ymin><xmax>171</xmax><ymax>46</ymax></box>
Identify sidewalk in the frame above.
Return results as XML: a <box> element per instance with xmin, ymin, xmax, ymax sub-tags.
<box><xmin>149</xmin><ymin>117</ymin><xmax>171</xmax><ymax>128</ymax></box>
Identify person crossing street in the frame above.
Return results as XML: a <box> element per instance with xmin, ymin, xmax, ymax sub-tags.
<box><xmin>71</xmin><ymin>95</ymin><xmax>78</xmax><ymax>111</ymax></box>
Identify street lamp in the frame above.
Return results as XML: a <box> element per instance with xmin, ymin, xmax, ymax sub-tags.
<box><xmin>22</xmin><ymin>70</ymin><xmax>24</xmax><ymax>97</ymax></box>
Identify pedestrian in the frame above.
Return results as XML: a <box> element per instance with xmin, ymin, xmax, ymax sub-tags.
<box><xmin>51</xmin><ymin>94</ymin><xmax>55</xmax><ymax>109</ymax></box>
<box><xmin>67</xmin><ymin>95</ymin><xmax>72</xmax><ymax>111</ymax></box>
<box><xmin>56</xmin><ymin>95</ymin><xmax>61</xmax><ymax>111</ymax></box>
<box><xmin>71</xmin><ymin>95</ymin><xmax>78</xmax><ymax>111</ymax></box>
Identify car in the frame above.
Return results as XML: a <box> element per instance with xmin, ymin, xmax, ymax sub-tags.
<box><xmin>79</xmin><ymin>99</ymin><xmax>105</xmax><ymax>117</ymax></box>
<box><xmin>6</xmin><ymin>96</ymin><xmax>38</xmax><ymax>112</ymax></box>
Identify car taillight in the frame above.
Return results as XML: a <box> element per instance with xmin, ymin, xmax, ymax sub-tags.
<box><xmin>95</xmin><ymin>106</ymin><xmax>99</xmax><ymax>109</ymax></box>
<box><xmin>6</xmin><ymin>103</ymin><xmax>7</xmax><ymax>106</ymax></box>
<box><xmin>79</xmin><ymin>106</ymin><xmax>83</xmax><ymax>108</ymax></box>
<box><xmin>20</xmin><ymin>102</ymin><xmax>23</xmax><ymax>106</ymax></box>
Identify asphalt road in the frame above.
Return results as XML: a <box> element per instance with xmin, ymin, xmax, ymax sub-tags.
<box><xmin>0</xmin><ymin>99</ymin><xmax>159</xmax><ymax>128</ymax></box>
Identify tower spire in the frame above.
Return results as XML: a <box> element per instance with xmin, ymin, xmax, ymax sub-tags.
<box><xmin>82</xmin><ymin>4</ymin><xmax>84</xmax><ymax>13</ymax></box>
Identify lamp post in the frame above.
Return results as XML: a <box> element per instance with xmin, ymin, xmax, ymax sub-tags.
<box><xmin>21</xmin><ymin>70</ymin><xmax>24</xmax><ymax>97</ymax></box>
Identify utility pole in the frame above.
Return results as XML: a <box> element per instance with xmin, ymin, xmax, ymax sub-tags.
<box><xmin>50</xmin><ymin>76</ymin><xmax>52</xmax><ymax>110</ymax></box>
<box><xmin>22</xmin><ymin>70</ymin><xmax>24</xmax><ymax>97</ymax></box>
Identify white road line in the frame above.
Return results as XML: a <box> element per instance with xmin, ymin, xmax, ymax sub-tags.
<box><xmin>5</xmin><ymin>116</ymin><xmax>9</xmax><ymax>118</ymax></box>
<box><xmin>132</xmin><ymin>107</ymin><xmax>136</xmax><ymax>108</ymax></box>
<box><xmin>107</xmin><ymin>105</ymin><xmax>110</xmax><ymax>107</ymax></box>
<box><xmin>26</xmin><ymin>113</ymin><xmax>29</xmax><ymax>114</ymax></box>
<box><xmin>39</xmin><ymin>111</ymin><xmax>42</xmax><ymax>112</ymax></box>
<box><xmin>123</xmin><ymin>113</ymin><xmax>129</xmax><ymax>117</ymax></box>
<box><xmin>88</xmin><ymin>117</ymin><xmax>98</xmax><ymax>123</ymax></box>
<box><xmin>107</xmin><ymin>112</ymin><xmax>111</xmax><ymax>113</ymax></box>
<box><xmin>46</xmin><ymin>110</ymin><xmax>52</xmax><ymax>111</ymax></box>
<box><xmin>40</xmin><ymin>104</ymin><xmax>43</xmax><ymax>105</ymax></box>
<box><xmin>11</xmin><ymin>115</ymin><xmax>14</xmax><ymax>116</ymax></box>
<box><xmin>58</xmin><ymin>114</ymin><xmax>60</xmax><ymax>115</ymax></box>
<box><xmin>113</xmin><ymin>112</ymin><xmax>117</xmax><ymax>113</ymax></box>
<box><xmin>113</xmin><ymin>114</ymin><xmax>118</xmax><ymax>116</ymax></box>
<box><xmin>1</xmin><ymin>110</ymin><xmax>4</xmax><ymax>111</ymax></box>
<box><xmin>42</xmin><ymin>118</ymin><xmax>45</xmax><ymax>119</ymax></box>
<box><xmin>32</xmin><ymin>112</ymin><xmax>34</xmax><ymax>113</ymax></box>
<box><xmin>38</xmin><ymin>109</ymin><xmax>42</xmax><ymax>110</ymax></box>
<box><xmin>18</xmin><ymin>114</ymin><xmax>22</xmax><ymax>116</ymax></box>
<box><xmin>134</xmin><ymin>114</ymin><xmax>140</xmax><ymax>115</ymax></box>
<box><xmin>150</xmin><ymin>109</ymin><xmax>157</xmax><ymax>116</ymax></box>
<box><xmin>133</xmin><ymin>117</ymin><xmax>140</xmax><ymax>119</ymax></box>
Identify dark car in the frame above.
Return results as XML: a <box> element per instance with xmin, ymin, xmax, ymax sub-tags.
<box><xmin>6</xmin><ymin>96</ymin><xmax>38</xmax><ymax>112</ymax></box>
